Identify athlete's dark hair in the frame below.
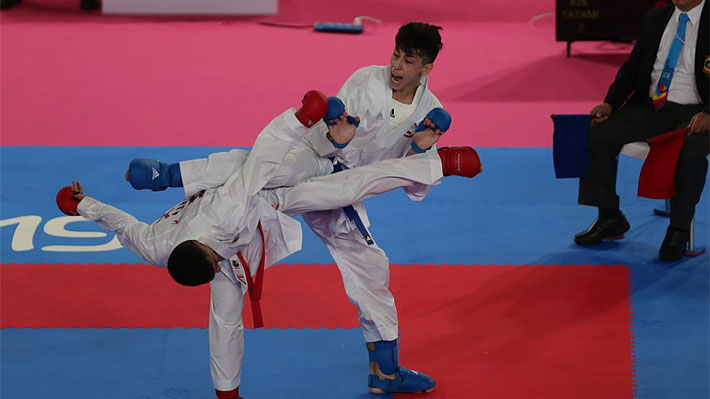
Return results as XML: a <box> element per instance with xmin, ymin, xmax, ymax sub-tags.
<box><xmin>167</xmin><ymin>240</ymin><xmax>215</xmax><ymax>286</ymax></box>
<box><xmin>395</xmin><ymin>22</ymin><xmax>443</xmax><ymax>64</ymax></box>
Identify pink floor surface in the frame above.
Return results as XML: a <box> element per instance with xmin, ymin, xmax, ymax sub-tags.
<box><xmin>0</xmin><ymin>0</ymin><xmax>632</xmax><ymax>148</ymax></box>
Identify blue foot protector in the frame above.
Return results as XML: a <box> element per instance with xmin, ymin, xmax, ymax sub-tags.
<box><xmin>368</xmin><ymin>365</ymin><xmax>435</xmax><ymax>394</ymax></box>
<box><xmin>367</xmin><ymin>340</ymin><xmax>435</xmax><ymax>394</ymax></box>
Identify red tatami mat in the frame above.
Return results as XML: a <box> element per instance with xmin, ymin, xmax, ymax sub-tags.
<box><xmin>2</xmin><ymin>263</ymin><xmax>633</xmax><ymax>398</ymax></box>
<box><xmin>389</xmin><ymin>264</ymin><xmax>634</xmax><ymax>399</ymax></box>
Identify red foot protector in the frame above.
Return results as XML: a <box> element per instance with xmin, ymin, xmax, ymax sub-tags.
<box><xmin>2</xmin><ymin>263</ymin><xmax>634</xmax><ymax>399</ymax></box>
<box><xmin>438</xmin><ymin>147</ymin><xmax>482</xmax><ymax>178</ymax></box>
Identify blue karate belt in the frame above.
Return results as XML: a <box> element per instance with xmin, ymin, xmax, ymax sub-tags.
<box><xmin>330</xmin><ymin>158</ymin><xmax>374</xmax><ymax>245</ymax></box>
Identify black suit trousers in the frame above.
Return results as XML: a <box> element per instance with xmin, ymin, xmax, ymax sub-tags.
<box><xmin>578</xmin><ymin>98</ymin><xmax>709</xmax><ymax>230</ymax></box>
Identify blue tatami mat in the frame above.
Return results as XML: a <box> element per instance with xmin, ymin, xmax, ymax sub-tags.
<box><xmin>1</xmin><ymin>328</ymin><xmax>376</xmax><ymax>399</ymax></box>
<box><xmin>1</xmin><ymin>147</ymin><xmax>707</xmax><ymax>266</ymax></box>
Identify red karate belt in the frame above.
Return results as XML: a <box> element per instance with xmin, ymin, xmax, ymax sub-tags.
<box><xmin>237</xmin><ymin>222</ymin><xmax>266</xmax><ymax>328</ymax></box>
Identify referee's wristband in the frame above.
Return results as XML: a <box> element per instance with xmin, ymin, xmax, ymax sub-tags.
<box><xmin>410</xmin><ymin>141</ymin><xmax>430</xmax><ymax>154</ymax></box>
<box><xmin>327</xmin><ymin>132</ymin><xmax>349</xmax><ymax>149</ymax></box>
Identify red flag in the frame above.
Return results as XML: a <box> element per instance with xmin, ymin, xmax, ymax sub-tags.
<box><xmin>637</xmin><ymin>128</ymin><xmax>689</xmax><ymax>199</ymax></box>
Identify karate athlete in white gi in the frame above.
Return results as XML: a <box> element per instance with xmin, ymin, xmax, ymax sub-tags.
<box><xmin>123</xmin><ymin>22</ymin><xmax>463</xmax><ymax>396</ymax></box>
<box><xmin>57</xmin><ymin>90</ymin><xmax>483</xmax><ymax>399</ymax></box>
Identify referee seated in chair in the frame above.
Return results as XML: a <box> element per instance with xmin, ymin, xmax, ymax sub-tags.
<box><xmin>574</xmin><ymin>0</ymin><xmax>709</xmax><ymax>261</ymax></box>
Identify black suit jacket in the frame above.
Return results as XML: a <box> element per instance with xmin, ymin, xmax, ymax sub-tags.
<box><xmin>604</xmin><ymin>2</ymin><xmax>709</xmax><ymax>113</ymax></box>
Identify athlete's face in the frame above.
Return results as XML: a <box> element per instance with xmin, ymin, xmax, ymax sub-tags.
<box><xmin>672</xmin><ymin>0</ymin><xmax>702</xmax><ymax>11</ymax></box>
<box><xmin>389</xmin><ymin>47</ymin><xmax>433</xmax><ymax>93</ymax></box>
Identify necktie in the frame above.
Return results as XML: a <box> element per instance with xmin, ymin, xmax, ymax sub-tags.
<box><xmin>653</xmin><ymin>13</ymin><xmax>690</xmax><ymax>110</ymax></box>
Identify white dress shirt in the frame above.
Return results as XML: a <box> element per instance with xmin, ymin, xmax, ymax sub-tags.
<box><xmin>649</xmin><ymin>0</ymin><xmax>705</xmax><ymax>104</ymax></box>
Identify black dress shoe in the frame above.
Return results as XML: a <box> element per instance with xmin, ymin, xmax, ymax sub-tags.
<box><xmin>574</xmin><ymin>213</ymin><xmax>630</xmax><ymax>246</ymax></box>
<box><xmin>659</xmin><ymin>226</ymin><xmax>689</xmax><ymax>261</ymax></box>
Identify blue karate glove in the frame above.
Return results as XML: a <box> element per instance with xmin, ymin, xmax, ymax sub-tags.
<box><xmin>323</xmin><ymin>97</ymin><xmax>360</xmax><ymax>127</ymax></box>
<box><xmin>415</xmin><ymin>108</ymin><xmax>451</xmax><ymax>133</ymax></box>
